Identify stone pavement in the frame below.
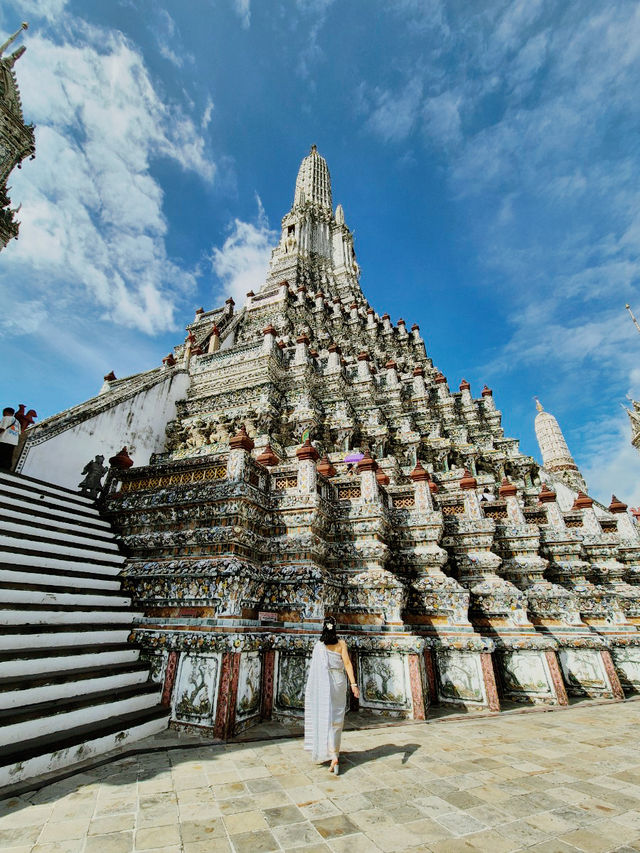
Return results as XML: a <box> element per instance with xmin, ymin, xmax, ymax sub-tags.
<box><xmin>3</xmin><ymin>700</ymin><xmax>640</xmax><ymax>853</ymax></box>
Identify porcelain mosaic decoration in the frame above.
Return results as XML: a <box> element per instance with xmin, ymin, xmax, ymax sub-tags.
<box><xmin>26</xmin><ymin>146</ymin><xmax>640</xmax><ymax>737</ymax></box>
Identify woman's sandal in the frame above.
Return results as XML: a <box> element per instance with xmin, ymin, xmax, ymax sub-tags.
<box><xmin>330</xmin><ymin>760</ymin><xmax>339</xmax><ymax>775</ymax></box>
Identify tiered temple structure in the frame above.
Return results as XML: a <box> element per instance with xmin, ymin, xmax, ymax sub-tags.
<box><xmin>0</xmin><ymin>23</ymin><xmax>35</xmax><ymax>250</ymax></box>
<box><xmin>18</xmin><ymin>147</ymin><xmax>640</xmax><ymax>736</ymax></box>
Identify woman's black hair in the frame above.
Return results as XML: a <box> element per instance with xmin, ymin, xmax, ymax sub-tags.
<box><xmin>320</xmin><ymin>616</ymin><xmax>338</xmax><ymax>645</ymax></box>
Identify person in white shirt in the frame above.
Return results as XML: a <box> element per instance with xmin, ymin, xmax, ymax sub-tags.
<box><xmin>0</xmin><ymin>407</ymin><xmax>21</xmax><ymax>470</ymax></box>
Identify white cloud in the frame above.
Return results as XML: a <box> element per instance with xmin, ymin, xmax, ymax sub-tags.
<box><xmin>232</xmin><ymin>0</ymin><xmax>251</xmax><ymax>29</ymax></box>
<box><xmin>582</xmin><ymin>412</ymin><xmax>640</xmax><ymax>507</ymax></box>
<box><xmin>367</xmin><ymin>78</ymin><xmax>423</xmax><ymax>144</ymax></box>
<box><xmin>210</xmin><ymin>197</ymin><xmax>278</xmax><ymax>304</ymax></box>
<box><xmin>1</xmin><ymin>18</ymin><xmax>215</xmax><ymax>337</ymax></box>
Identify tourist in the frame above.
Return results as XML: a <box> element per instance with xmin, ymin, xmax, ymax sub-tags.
<box><xmin>0</xmin><ymin>406</ymin><xmax>20</xmax><ymax>470</ymax></box>
<box><xmin>304</xmin><ymin>616</ymin><xmax>359</xmax><ymax>775</ymax></box>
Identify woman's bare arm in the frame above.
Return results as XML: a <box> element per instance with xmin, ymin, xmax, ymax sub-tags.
<box><xmin>340</xmin><ymin>640</ymin><xmax>360</xmax><ymax>698</ymax></box>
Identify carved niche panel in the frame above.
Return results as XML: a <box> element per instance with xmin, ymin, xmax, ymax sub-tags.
<box><xmin>498</xmin><ymin>651</ymin><xmax>554</xmax><ymax>700</ymax></box>
<box><xmin>359</xmin><ymin>654</ymin><xmax>409</xmax><ymax>709</ymax></box>
<box><xmin>275</xmin><ymin>652</ymin><xmax>310</xmax><ymax>712</ymax></box>
<box><xmin>435</xmin><ymin>650</ymin><xmax>485</xmax><ymax>704</ymax></box>
<box><xmin>172</xmin><ymin>653</ymin><xmax>220</xmax><ymax>726</ymax></box>
<box><xmin>558</xmin><ymin>649</ymin><xmax>608</xmax><ymax>696</ymax></box>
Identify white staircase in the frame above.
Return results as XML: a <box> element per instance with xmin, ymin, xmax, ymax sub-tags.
<box><xmin>0</xmin><ymin>470</ymin><xmax>168</xmax><ymax>789</ymax></box>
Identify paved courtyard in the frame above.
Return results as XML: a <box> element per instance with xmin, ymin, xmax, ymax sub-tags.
<box><xmin>3</xmin><ymin>700</ymin><xmax>640</xmax><ymax>853</ymax></box>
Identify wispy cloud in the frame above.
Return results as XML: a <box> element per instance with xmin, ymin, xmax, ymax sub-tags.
<box><xmin>0</xmin><ymin>16</ymin><xmax>215</xmax><ymax>338</ymax></box>
<box><xmin>359</xmin><ymin>0</ymin><xmax>640</xmax><ymax>500</ymax></box>
<box><xmin>232</xmin><ymin>0</ymin><xmax>251</xmax><ymax>29</ymax></box>
<box><xmin>210</xmin><ymin>197</ymin><xmax>277</xmax><ymax>304</ymax></box>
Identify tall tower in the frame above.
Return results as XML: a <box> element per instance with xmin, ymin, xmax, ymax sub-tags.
<box><xmin>265</xmin><ymin>144</ymin><xmax>363</xmax><ymax>305</ymax></box>
<box><xmin>0</xmin><ymin>22</ymin><xmax>35</xmax><ymax>251</ymax></box>
<box><xmin>534</xmin><ymin>399</ymin><xmax>587</xmax><ymax>492</ymax></box>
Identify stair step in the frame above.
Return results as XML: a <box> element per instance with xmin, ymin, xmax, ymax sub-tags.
<box><xmin>0</xmin><ymin>643</ymin><xmax>139</xmax><ymax>676</ymax></box>
<box><xmin>0</xmin><ymin>581</ymin><xmax>131</xmax><ymax>607</ymax></box>
<box><xmin>0</xmin><ymin>624</ymin><xmax>134</xmax><ymax>650</ymax></box>
<box><xmin>0</xmin><ymin>469</ymin><xmax>96</xmax><ymax>505</ymax></box>
<box><xmin>0</xmin><ymin>682</ymin><xmax>162</xmax><ymax>747</ymax></box>
<box><xmin>0</xmin><ymin>496</ymin><xmax>111</xmax><ymax>530</ymax></box>
<box><xmin>0</xmin><ymin>517</ymin><xmax>119</xmax><ymax>550</ymax></box>
<box><xmin>0</xmin><ymin>484</ymin><xmax>102</xmax><ymax>523</ymax></box>
<box><xmin>0</xmin><ymin>661</ymin><xmax>150</xmax><ymax>709</ymax></box>
<box><xmin>0</xmin><ymin>563</ymin><xmax>121</xmax><ymax>591</ymax></box>
<box><xmin>0</xmin><ymin>603</ymin><xmax>139</xmax><ymax>626</ymax></box>
<box><xmin>0</xmin><ymin>705</ymin><xmax>169</xmax><ymax>788</ymax></box>
<box><xmin>5</xmin><ymin>550</ymin><xmax>124</xmax><ymax>576</ymax></box>
<box><xmin>0</xmin><ymin>533</ymin><xmax>124</xmax><ymax>562</ymax></box>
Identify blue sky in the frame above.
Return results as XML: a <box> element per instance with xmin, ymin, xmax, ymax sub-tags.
<box><xmin>1</xmin><ymin>0</ymin><xmax>640</xmax><ymax>504</ymax></box>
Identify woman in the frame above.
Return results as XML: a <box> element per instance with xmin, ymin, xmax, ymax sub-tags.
<box><xmin>304</xmin><ymin>616</ymin><xmax>359</xmax><ymax>775</ymax></box>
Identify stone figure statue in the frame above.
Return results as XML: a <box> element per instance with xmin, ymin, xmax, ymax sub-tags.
<box><xmin>78</xmin><ymin>455</ymin><xmax>108</xmax><ymax>499</ymax></box>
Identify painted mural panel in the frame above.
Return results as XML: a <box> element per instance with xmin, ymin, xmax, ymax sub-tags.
<box><xmin>172</xmin><ymin>653</ymin><xmax>220</xmax><ymax>725</ymax></box>
<box><xmin>611</xmin><ymin>647</ymin><xmax>640</xmax><ymax>691</ymax></box>
<box><xmin>360</xmin><ymin>654</ymin><xmax>408</xmax><ymax>708</ymax></box>
<box><xmin>236</xmin><ymin>651</ymin><xmax>262</xmax><ymax>720</ymax></box>
<box><xmin>436</xmin><ymin>650</ymin><xmax>485</xmax><ymax>704</ymax></box>
<box><xmin>275</xmin><ymin>652</ymin><xmax>310</xmax><ymax>711</ymax></box>
<box><xmin>558</xmin><ymin>649</ymin><xmax>607</xmax><ymax>695</ymax></box>
<box><xmin>499</xmin><ymin>651</ymin><xmax>554</xmax><ymax>698</ymax></box>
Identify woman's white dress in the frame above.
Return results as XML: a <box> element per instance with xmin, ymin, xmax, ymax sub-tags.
<box><xmin>304</xmin><ymin>642</ymin><xmax>347</xmax><ymax>762</ymax></box>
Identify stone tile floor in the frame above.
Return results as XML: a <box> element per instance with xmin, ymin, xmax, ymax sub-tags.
<box><xmin>3</xmin><ymin>700</ymin><xmax>640</xmax><ymax>852</ymax></box>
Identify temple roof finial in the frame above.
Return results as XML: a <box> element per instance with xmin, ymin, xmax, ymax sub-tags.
<box><xmin>0</xmin><ymin>22</ymin><xmax>28</xmax><ymax>58</ymax></box>
<box><xmin>535</xmin><ymin>398</ymin><xmax>544</xmax><ymax>413</ymax></box>
<box><xmin>293</xmin><ymin>144</ymin><xmax>332</xmax><ymax>210</ymax></box>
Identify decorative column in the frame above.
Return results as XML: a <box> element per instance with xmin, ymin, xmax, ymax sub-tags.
<box><xmin>357</xmin><ymin>351</ymin><xmax>372</xmax><ymax>381</ymax></box>
<box><xmin>610</xmin><ymin>495</ymin><xmax>639</xmax><ymax>541</ymax></box>
<box><xmin>327</xmin><ymin>343</ymin><xmax>341</xmax><ymax>373</ymax></box>
<box><xmin>208</xmin><ymin>324</ymin><xmax>221</xmax><ymax>353</ymax></box>
<box><xmin>261</xmin><ymin>649</ymin><xmax>276</xmax><ymax>720</ymax></box>
<box><xmin>381</xmin><ymin>312</ymin><xmax>392</xmax><ymax>333</ymax></box>
<box><xmin>397</xmin><ymin>318</ymin><xmax>408</xmax><ymax>340</ymax></box>
<box><xmin>412</xmin><ymin>366</ymin><xmax>426</xmax><ymax>397</ymax></box>
<box><xmin>183</xmin><ymin>330</ymin><xmax>195</xmax><ymax>368</ymax></box>
<box><xmin>161</xmin><ymin>651</ymin><xmax>179</xmax><ymax>707</ymax></box>
<box><xmin>315</xmin><ymin>290</ymin><xmax>324</xmax><ymax>310</ymax></box>
<box><xmin>410</xmin><ymin>461</ymin><xmax>434</xmax><ymax>512</ymax></box>
<box><xmin>460</xmin><ymin>468</ymin><xmax>482</xmax><ymax>520</ymax></box>
<box><xmin>295</xmin><ymin>333</ymin><xmax>310</xmax><ymax>366</ymax></box>
<box><xmin>357</xmin><ymin>449</ymin><xmax>379</xmax><ymax>503</ymax></box>
<box><xmin>480</xmin><ymin>653</ymin><xmax>500</xmax><ymax>712</ymax></box>
<box><xmin>408</xmin><ymin>653</ymin><xmax>427</xmax><ymax>720</ymax></box>
<box><xmin>213</xmin><ymin>651</ymin><xmax>241</xmax><ymax>739</ymax></box>
<box><xmin>296</xmin><ymin>439</ymin><xmax>319</xmax><ymax>493</ymax></box>
<box><xmin>366</xmin><ymin>307</ymin><xmax>376</xmax><ymax>329</ymax></box>
<box><xmin>386</xmin><ymin>359</ymin><xmax>399</xmax><ymax>388</ymax></box>
<box><xmin>481</xmin><ymin>385</ymin><xmax>495</xmax><ymax>411</ymax></box>
<box><xmin>499</xmin><ymin>477</ymin><xmax>524</xmax><ymax>525</ymax></box>
<box><xmin>227</xmin><ymin>424</ymin><xmax>254</xmax><ymax>481</ymax></box>
<box><xmin>262</xmin><ymin>325</ymin><xmax>277</xmax><ymax>354</ymax></box>
<box><xmin>434</xmin><ymin>372</ymin><xmax>449</xmax><ymax>400</ymax></box>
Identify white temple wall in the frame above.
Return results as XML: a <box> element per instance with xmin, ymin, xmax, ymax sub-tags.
<box><xmin>18</xmin><ymin>372</ymin><xmax>190</xmax><ymax>490</ymax></box>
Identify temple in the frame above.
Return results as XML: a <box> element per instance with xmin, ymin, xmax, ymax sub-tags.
<box><xmin>17</xmin><ymin>146</ymin><xmax>640</xmax><ymax>736</ymax></box>
<box><xmin>0</xmin><ymin>22</ymin><xmax>35</xmax><ymax>250</ymax></box>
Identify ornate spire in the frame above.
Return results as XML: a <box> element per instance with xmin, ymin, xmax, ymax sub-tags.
<box><xmin>0</xmin><ymin>22</ymin><xmax>35</xmax><ymax>251</ymax></box>
<box><xmin>0</xmin><ymin>22</ymin><xmax>27</xmax><ymax>57</ymax></box>
<box><xmin>293</xmin><ymin>144</ymin><xmax>332</xmax><ymax>210</ymax></box>
<box><xmin>534</xmin><ymin>401</ymin><xmax>586</xmax><ymax>493</ymax></box>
